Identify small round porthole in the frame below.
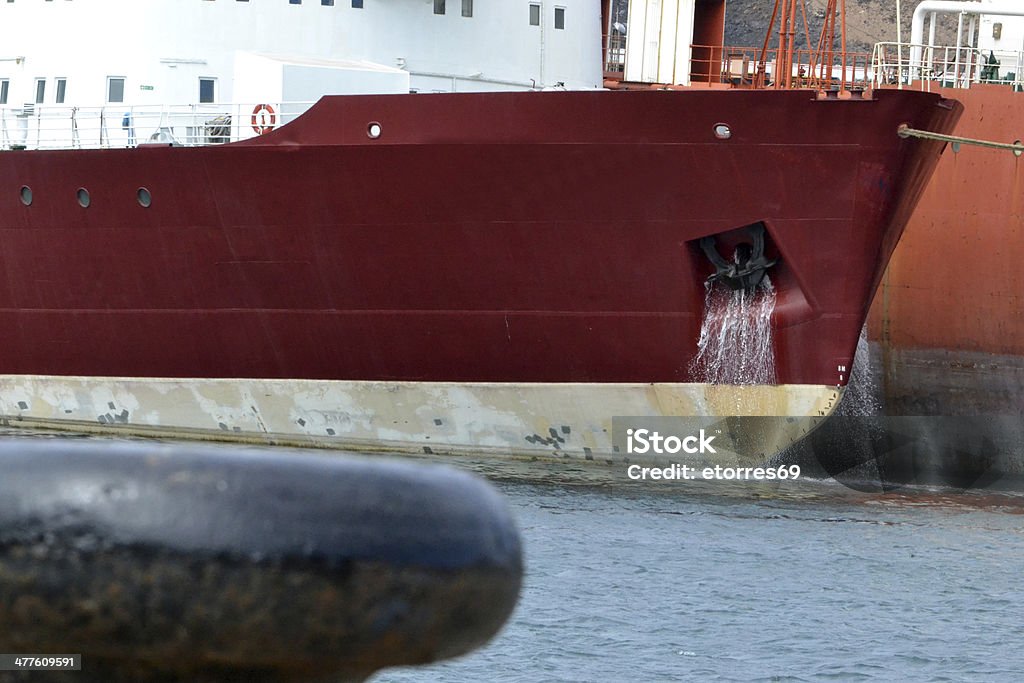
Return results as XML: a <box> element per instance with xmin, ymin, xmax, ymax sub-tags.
<box><xmin>713</xmin><ymin>123</ymin><xmax>732</xmax><ymax>140</ymax></box>
<box><xmin>367</xmin><ymin>122</ymin><xmax>382</xmax><ymax>139</ymax></box>
<box><xmin>77</xmin><ymin>188</ymin><xmax>91</xmax><ymax>208</ymax></box>
<box><xmin>137</xmin><ymin>187</ymin><xmax>152</xmax><ymax>208</ymax></box>
<box><xmin>19</xmin><ymin>186</ymin><xmax>32</xmax><ymax>206</ymax></box>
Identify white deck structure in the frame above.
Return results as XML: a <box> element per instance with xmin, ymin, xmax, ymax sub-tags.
<box><xmin>0</xmin><ymin>0</ymin><xmax>601</xmax><ymax>148</ymax></box>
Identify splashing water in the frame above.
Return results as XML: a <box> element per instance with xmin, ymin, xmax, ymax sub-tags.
<box><xmin>690</xmin><ymin>278</ymin><xmax>777</xmax><ymax>385</ymax></box>
<box><xmin>837</xmin><ymin>325</ymin><xmax>881</xmax><ymax>416</ymax></box>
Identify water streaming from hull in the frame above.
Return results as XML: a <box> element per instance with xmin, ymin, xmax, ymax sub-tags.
<box><xmin>838</xmin><ymin>326</ymin><xmax>881</xmax><ymax>417</ymax></box>
<box><xmin>690</xmin><ymin>278</ymin><xmax>777</xmax><ymax>385</ymax></box>
<box><xmin>781</xmin><ymin>324</ymin><xmax>889</xmax><ymax>488</ymax></box>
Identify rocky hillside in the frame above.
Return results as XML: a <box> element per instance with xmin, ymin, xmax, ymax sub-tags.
<box><xmin>723</xmin><ymin>0</ymin><xmax>958</xmax><ymax>53</ymax></box>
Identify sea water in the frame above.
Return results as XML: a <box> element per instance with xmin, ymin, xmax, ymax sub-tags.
<box><xmin>1</xmin><ymin>428</ymin><xmax>1021</xmax><ymax>681</ymax></box>
<box><xmin>381</xmin><ymin>477</ymin><xmax>1024</xmax><ymax>682</ymax></box>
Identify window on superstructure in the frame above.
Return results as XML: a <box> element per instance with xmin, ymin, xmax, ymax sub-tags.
<box><xmin>462</xmin><ymin>0</ymin><xmax>472</xmax><ymax>17</ymax></box>
<box><xmin>0</xmin><ymin>80</ymin><xmax>8</xmax><ymax>105</ymax></box>
<box><xmin>322</xmin><ymin>0</ymin><xmax>334</xmax><ymax>5</ymax></box>
<box><xmin>433</xmin><ymin>0</ymin><xmax>444</xmax><ymax>15</ymax></box>
<box><xmin>529</xmin><ymin>3</ymin><xmax>540</xmax><ymax>26</ymax></box>
<box><xmin>289</xmin><ymin>0</ymin><xmax>301</xmax><ymax>5</ymax></box>
<box><xmin>554</xmin><ymin>6</ymin><xmax>564</xmax><ymax>29</ymax></box>
<box><xmin>352</xmin><ymin>0</ymin><xmax>363</xmax><ymax>7</ymax></box>
<box><xmin>56</xmin><ymin>78</ymin><xmax>67</xmax><ymax>104</ymax></box>
<box><xmin>107</xmin><ymin>77</ymin><xmax>125</xmax><ymax>103</ymax></box>
<box><xmin>34</xmin><ymin>79</ymin><xmax>46</xmax><ymax>104</ymax></box>
<box><xmin>199</xmin><ymin>78</ymin><xmax>216</xmax><ymax>104</ymax></box>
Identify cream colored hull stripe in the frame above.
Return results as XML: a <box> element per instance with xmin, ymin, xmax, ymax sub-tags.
<box><xmin>0</xmin><ymin>376</ymin><xmax>841</xmax><ymax>465</ymax></box>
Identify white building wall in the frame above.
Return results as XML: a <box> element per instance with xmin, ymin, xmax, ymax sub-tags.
<box><xmin>623</xmin><ymin>0</ymin><xmax>696</xmax><ymax>85</ymax></box>
<box><xmin>280</xmin><ymin>62</ymin><xmax>411</xmax><ymax>100</ymax></box>
<box><xmin>233</xmin><ymin>53</ymin><xmax>286</xmax><ymax>109</ymax></box>
<box><xmin>0</xmin><ymin>0</ymin><xmax>601</xmax><ymax>109</ymax></box>
<box><xmin>974</xmin><ymin>13</ymin><xmax>1024</xmax><ymax>59</ymax></box>
<box><xmin>970</xmin><ymin>0</ymin><xmax>1024</xmax><ymax>82</ymax></box>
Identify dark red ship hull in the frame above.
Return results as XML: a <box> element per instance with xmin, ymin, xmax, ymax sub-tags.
<box><xmin>0</xmin><ymin>89</ymin><xmax>960</xmax><ymax>388</ymax></box>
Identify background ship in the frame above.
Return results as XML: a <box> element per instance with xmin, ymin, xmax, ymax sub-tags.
<box><xmin>0</xmin><ymin>1</ymin><xmax>959</xmax><ymax>466</ymax></box>
<box><xmin>863</xmin><ymin>0</ymin><xmax>1024</xmax><ymax>484</ymax></box>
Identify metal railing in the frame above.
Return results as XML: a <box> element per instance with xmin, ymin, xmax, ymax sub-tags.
<box><xmin>0</xmin><ymin>101</ymin><xmax>317</xmax><ymax>151</ymax></box>
<box><xmin>689</xmin><ymin>45</ymin><xmax>873</xmax><ymax>91</ymax></box>
<box><xmin>603</xmin><ymin>32</ymin><xmax>627</xmax><ymax>75</ymax></box>
<box><xmin>871</xmin><ymin>41</ymin><xmax>1024</xmax><ymax>91</ymax></box>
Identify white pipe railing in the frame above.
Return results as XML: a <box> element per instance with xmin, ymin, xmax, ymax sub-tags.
<box><xmin>909</xmin><ymin>0</ymin><xmax>1024</xmax><ymax>80</ymax></box>
<box><xmin>0</xmin><ymin>101</ymin><xmax>317</xmax><ymax>151</ymax></box>
<box><xmin>872</xmin><ymin>41</ymin><xmax>1024</xmax><ymax>90</ymax></box>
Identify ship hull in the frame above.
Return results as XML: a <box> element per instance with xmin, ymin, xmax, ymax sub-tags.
<box><xmin>0</xmin><ymin>375</ymin><xmax>839</xmax><ymax>465</ymax></box>
<box><xmin>865</xmin><ymin>84</ymin><xmax>1024</xmax><ymax>479</ymax></box>
<box><xmin>0</xmin><ymin>89</ymin><xmax>960</xmax><ymax>461</ymax></box>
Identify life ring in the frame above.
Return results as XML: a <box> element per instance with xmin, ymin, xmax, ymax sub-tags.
<box><xmin>251</xmin><ymin>104</ymin><xmax>277</xmax><ymax>135</ymax></box>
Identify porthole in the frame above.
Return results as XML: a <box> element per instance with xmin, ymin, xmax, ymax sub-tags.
<box><xmin>77</xmin><ymin>188</ymin><xmax>91</xmax><ymax>208</ymax></box>
<box><xmin>367</xmin><ymin>122</ymin><xmax>382</xmax><ymax>139</ymax></box>
<box><xmin>137</xmin><ymin>187</ymin><xmax>152</xmax><ymax>208</ymax></box>
<box><xmin>19</xmin><ymin>186</ymin><xmax>32</xmax><ymax>206</ymax></box>
<box><xmin>713</xmin><ymin>123</ymin><xmax>732</xmax><ymax>140</ymax></box>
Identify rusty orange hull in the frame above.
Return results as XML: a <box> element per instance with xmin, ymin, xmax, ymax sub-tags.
<box><xmin>868</xmin><ymin>83</ymin><xmax>1024</xmax><ymax>419</ymax></box>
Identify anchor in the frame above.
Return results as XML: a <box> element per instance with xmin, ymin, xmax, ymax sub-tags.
<box><xmin>699</xmin><ymin>224</ymin><xmax>778</xmax><ymax>291</ymax></box>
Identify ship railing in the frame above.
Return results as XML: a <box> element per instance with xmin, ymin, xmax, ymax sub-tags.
<box><xmin>0</xmin><ymin>101</ymin><xmax>318</xmax><ymax>151</ymax></box>
<box><xmin>871</xmin><ymin>41</ymin><xmax>1024</xmax><ymax>91</ymax></box>
<box><xmin>603</xmin><ymin>31</ymin><xmax>627</xmax><ymax>78</ymax></box>
<box><xmin>689</xmin><ymin>45</ymin><xmax>873</xmax><ymax>91</ymax></box>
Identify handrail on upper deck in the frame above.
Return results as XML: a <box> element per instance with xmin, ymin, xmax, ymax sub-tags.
<box><xmin>871</xmin><ymin>41</ymin><xmax>1024</xmax><ymax>91</ymax></box>
<box><xmin>688</xmin><ymin>45</ymin><xmax>873</xmax><ymax>92</ymax></box>
<box><xmin>0</xmin><ymin>101</ymin><xmax>317</xmax><ymax>151</ymax></box>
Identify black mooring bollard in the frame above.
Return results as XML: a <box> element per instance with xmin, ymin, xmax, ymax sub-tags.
<box><xmin>0</xmin><ymin>441</ymin><xmax>523</xmax><ymax>682</ymax></box>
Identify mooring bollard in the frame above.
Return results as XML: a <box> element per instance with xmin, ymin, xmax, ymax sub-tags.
<box><xmin>0</xmin><ymin>441</ymin><xmax>523</xmax><ymax>682</ymax></box>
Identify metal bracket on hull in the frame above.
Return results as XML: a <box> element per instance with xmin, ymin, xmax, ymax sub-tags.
<box><xmin>699</xmin><ymin>224</ymin><xmax>778</xmax><ymax>291</ymax></box>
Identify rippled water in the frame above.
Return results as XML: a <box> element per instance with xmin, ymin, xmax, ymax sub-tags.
<box><xmin>5</xmin><ymin>428</ymin><xmax>1021</xmax><ymax>681</ymax></box>
<box><xmin>380</xmin><ymin>478</ymin><xmax>1024</xmax><ymax>682</ymax></box>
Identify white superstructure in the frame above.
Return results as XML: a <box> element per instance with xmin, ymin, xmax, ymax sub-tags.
<box><xmin>0</xmin><ymin>0</ymin><xmax>601</xmax><ymax>148</ymax></box>
<box><xmin>877</xmin><ymin>0</ymin><xmax>1024</xmax><ymax>89</ymax></box>
<box><xmin>621</xmin><ymin>0</ymin><xmax>697</xmax><ymax>85</ymax></box>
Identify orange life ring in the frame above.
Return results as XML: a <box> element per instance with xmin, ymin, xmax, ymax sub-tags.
<box><xmin>251</xmin><ymin>104</ymin><xmax>277</xmax><ymax>135</ymax></box>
